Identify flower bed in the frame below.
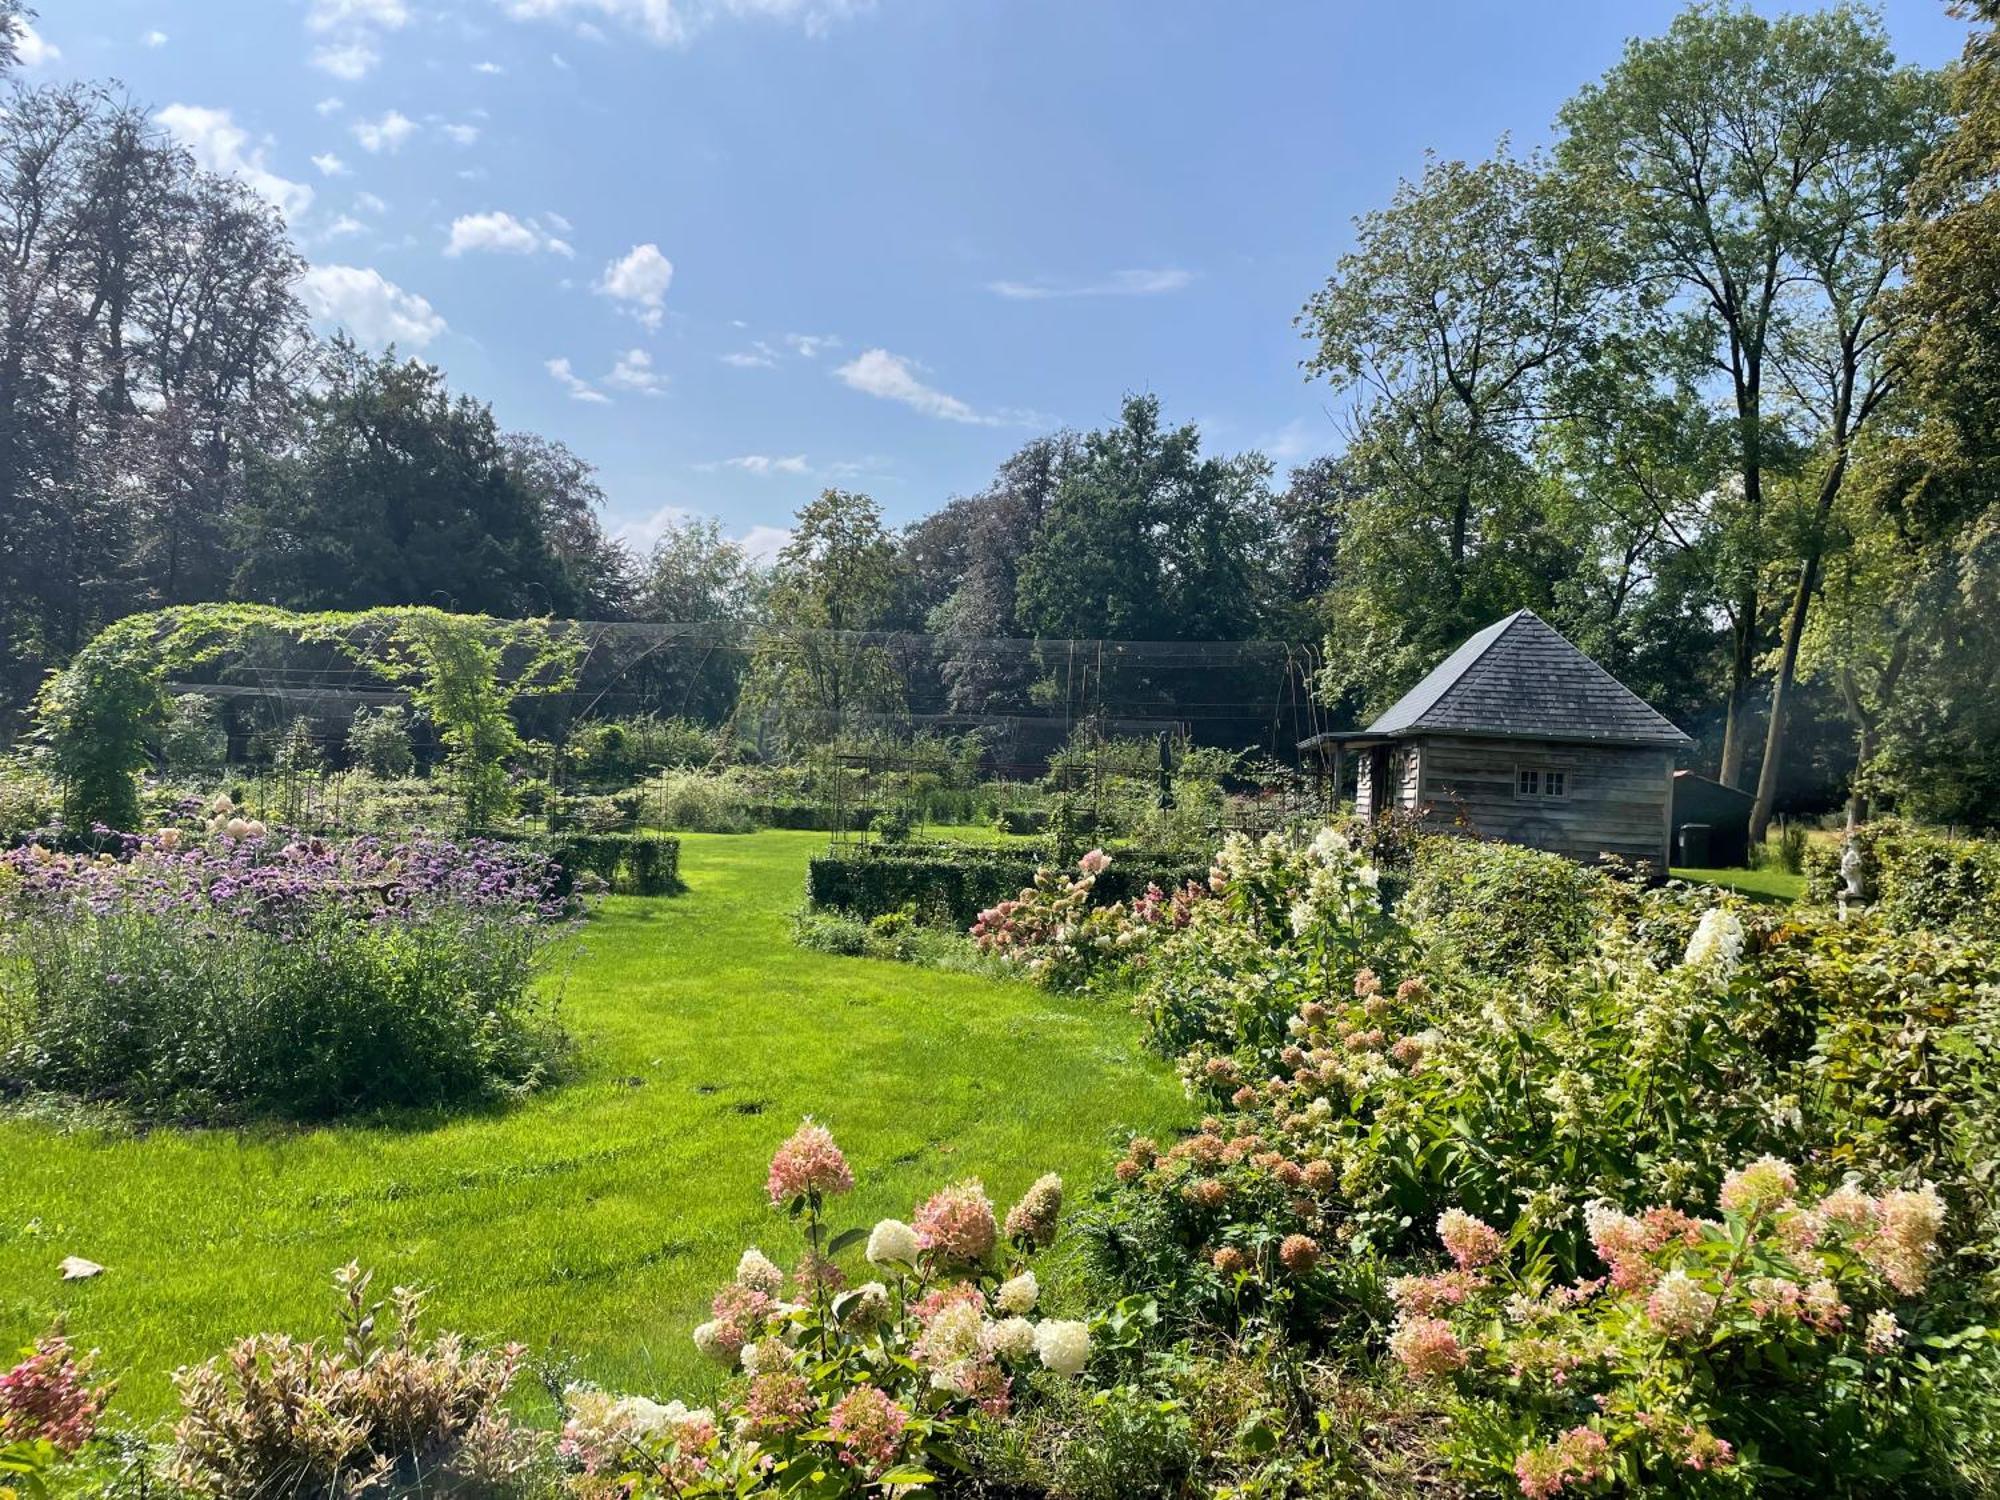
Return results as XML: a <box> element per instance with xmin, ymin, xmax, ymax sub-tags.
<box><xmin>0</xmin><ymin>828</ymin><xmax>575</xmax><ymax>1119</ymax></box>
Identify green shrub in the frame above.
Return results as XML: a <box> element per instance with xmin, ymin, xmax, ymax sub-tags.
<box><xmin>1805</xmin><ymin>821</ymin><xmax>2000</xmax><ymax>938</ymax></box>
<box><xmin>636</xmin><ymin>768</ymin><xmax>759</xmax><ymax>832</ymax></box>
<box><xmin>1398</xmin><ymin>834</ymin><xmax>1604</xmax><ymax>976</ymax></box>
<box><xmin>0</xmin><ymin>757</ymin><xmax>58</xmax><ymax>842</ymax></box>
<box><xmin>160</xmin><ymin>692</ymin><xmax>227</xmax><ymax>772</ymax></box>
<box><xmin>345</xmin><ymin>704</ymin><xmax>416</xmax><ymax>778</ymax></box>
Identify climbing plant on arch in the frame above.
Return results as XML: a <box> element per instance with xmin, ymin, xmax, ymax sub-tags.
<box><xmin>36</xmin><ymin>605</ymin><xmax>583</xmax><ymax>832</ymax></box>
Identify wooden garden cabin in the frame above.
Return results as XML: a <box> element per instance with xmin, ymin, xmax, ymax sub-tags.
<box><xmin>1301</xmin><ymin>610</ymin><xmax>1694</xmax><ymax>872</ymax></box>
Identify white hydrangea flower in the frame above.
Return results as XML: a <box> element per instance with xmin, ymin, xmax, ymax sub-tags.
<box><xmin>995</xmin><ymin>1271</ymin><xmax>1038</xmax><ymax>1315</ymax></box>
<box><xmin>691</xmin><ymin>1320</ymin><xmax>730</xmax><ymax>1363</ymax></box>
<box><xmin>735</xmin><ymin>1247</ymin><xmax>784</xmax><ymax>1295</ymax></box>
<box><xmin>985</xmin><ymin>1315</ymin><xmax>1037</xmax><ymax>1362</ymax></box>
<box><xmin>739</xmin><ymin>1337</ymin><xmax>789</xmax><ymax>1376</ymax></box>
<box><xmin>1682</xmin><ymin>908</ymin><xmax>1745</xmax><ymax>973</ymax></box>
<box><xmin>924</xmin><ymin>1302</ymin><xmax>985</xmax><ymax>1366</ymax></box>
<box><xmin>1865</xmin><ymin>1308</ymin><xmax>1903</xmax><ymax>1354</ymax></box>
<box><xmin>866</xmin><ymin>1218</ymin><xmax>921</xmax><ymax>1267</ymax></box>
<box><xmin>1034</xmin><ymin>1318</ymin><xmax>1091</xmax><ymax>1376</ymax></box>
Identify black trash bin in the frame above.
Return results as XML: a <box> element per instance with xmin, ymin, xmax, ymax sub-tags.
<box><xmin>1676</xmin><ymin>823</ymin><xmax>1712</xmax><ymax>867</ymax></box>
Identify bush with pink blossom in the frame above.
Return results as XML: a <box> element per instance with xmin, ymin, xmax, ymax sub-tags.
<box><xmin>1385</xmin><ymin>1165</ymin><xmax>1991</xmax><ymax>1494</ymax></box>
<box><xmin>560</xmin><ymin>1119</ymin><xmax>1101</xmax><ymax>1496</ymax></box>
<box><xmin>971</xmin><ymin>848</ymin><xmax>1202</xmax><ymax>987</ymax></box>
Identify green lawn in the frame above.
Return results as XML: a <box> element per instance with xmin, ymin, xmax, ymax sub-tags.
<box><xmin>0</xmin><ymin>831</ymin><xmax>1189</xmax><ymax>1426</ymax></box>
<box><xmin>1671</xmin><ymin>864</ymin><xmax>1806</xmax><ymax>903</ymax></box>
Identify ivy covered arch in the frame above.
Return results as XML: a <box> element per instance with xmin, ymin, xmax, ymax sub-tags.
<box><xmin>36</xmin><ymin>604</ymin><xmax>582</xmax><ymax>832</ymax></box>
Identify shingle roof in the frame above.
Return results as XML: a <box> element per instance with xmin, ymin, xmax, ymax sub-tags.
<box><xmin>1364</xmin><ymin>610</ymin><xmax>1693</xmax><ymax>749</ymax></box>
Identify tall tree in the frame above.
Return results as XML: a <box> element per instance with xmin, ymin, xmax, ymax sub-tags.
<box><xmin>932</xmin><ymin>433</ymin><xmax>1074</xmax><ymax>713</ymax></box>
<box><xmin>1300</xmin><ymin>147</ymin><xmax>1609</xmax><ymax>711</ymax></box>
<box><xmin>745</xmin><ymin>489</ymin><xmax>904</xmax><ymax>745</ymax></box>
<box><xmin>501</xmin><ymin>431</ymin><xmax>634</xmax><ymax>618</ymax></box>
<box><xmin>234</xmin><ymin>339</ymin><xmax>576</xmax><ymax>617</ymax></box>
<box><xmin>1558</xmin><ymin>1</ymin><xmax>1941</xmax><ymax>807</ymax></box>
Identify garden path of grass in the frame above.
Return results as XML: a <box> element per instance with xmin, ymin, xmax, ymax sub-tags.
<box><xmin>0</xmin><ymin>831</ymin><xmax>1190</xmax><ymax>1424</ymax></box>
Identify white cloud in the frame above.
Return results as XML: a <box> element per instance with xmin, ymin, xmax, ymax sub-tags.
<box><xmin>445</xmin><ymin>210</ymin><xmax>572</xmax><ymax>258</ymax></box>
<box><xmin>14</xmin><ymin>18</ymin><xmax>58</xmax><ymax>66</ymax></box>
<box><xmin>988</xmin><ymin>268</ymin><xmax>1195</xmax><ymax>300</ymax></box>
<box><xmin>142</xmin><ymin>29</ymin><xmax>170</xmax><ymax>48</ymax></box>
<box><xmin>157</xmin><ymin>105</ymin><xmax>314</xmax><ymax>222</ymax></box>
<box><xmin>785</xmin><ymin>332</ymin><xmax>839</xmax><ymax>358</ymax></box>
<box><xmin>604</xmin><ymin>348</ymin><xmax>665</xmax><ymax>395</ymax></box>
<box><xmin>720</xmin><ymin>341</ymin><xmax>779</xmax><ymax>369</ymax></box>
<box><xmin>550</xmin><ymin>50</ymin><xmax>571</xmax><ymax>69</ymax></box>
<box><xmin>834</xmin><ymin>348</ymin><xmax>1009</xmax><ymax>426</ymax></box>
<box><xmin>714</xmin><ymin>454</ymin><xmax>808</xmax><ymax>476</ymax></box>
<box><xmin>473</xmin><ymin>60</ymin><xmax>506</xmax><ymax>73</ymax></box>
<box><xmin>324</xmin><ymin>214</ymin><xmax>368</xmax><ymax>238</ymax></box>
<box><xmin>355</xmin><ymin>190</ymin><xmax>389</xmax><ymax>214</ymax></box>
<box><xmin>739</xmin><ymin>524</ymin><xmax>791</xmax><ymax>564</ymax></box>
<box><xmin>497</xmin><ymin>0</ymin><xmax>868</xmax><ymax>48</ymax></box>
<box><xmin>441</xmin><ymin>122</ymin><xmax>481</xmax><ymax>146</ymax></box>
<box><xmin>312</xmin><ymin>41</ymin><xmax>381</xmax><ymax>80</ymax></box>
<box><xmin>596</xmin><ymin>243</ymin><xmax>673</xmax><ymax>330</ymax></box>
<box><xmin>544</xmin><ymin>210</ymin><xmax>573</xmax><ymax>232</ymax></box>
<box><xmin>316</xmin><ymin>97</ymin><xmax>346</xmax><ymax>116</ymax></box>
<box><xmin>297</xmin><ymin>265</ymin><xmax>446</xmax><ymax>348</ymax></box>
<box><xmin>546</xmin><ymin>356</ymin><xmax>610</xmax><ymax>404</ymax></box>
<box><xmin>308</xmin><ymin>0</ymin><xmax>411</xmax><ymax>30</ymax></box>
<box><xmin>351</xmin><ymin>110</ymin><xmax>417</xmax><ymax>153</ymax></box>
<box><xmin>1258</xmin><ymin>417</ymin><xmax>1332</xmax><ymax>466</ymax></box>
<box><xmin>311</xmin><ymin>152</ymin><xmax>351</xmax><ymax>177</ymax></box>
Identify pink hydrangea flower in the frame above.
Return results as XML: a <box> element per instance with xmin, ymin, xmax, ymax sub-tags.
<box><xmin>1718</xmin><ymin>1155</ymin><xmax>1798</xmax><ymax>1216</ymax></box>
<box><xmin>743</xmin><ymin>1371</ymin><xmax>816</xmax><ymax>1439</ymax></box>
<box><xmin>1513</xmin><ymin>1426</ymin><xmax>1610</xmax><ymax>1499</ymax></box>
<box><xmin>1002</xmin><ymin>1173</ymin><xmax>1063</xmax><ymax>1248</ymax></box>
<box><xmin>1388</xmin><ymin>1316</ymin><xmax>1466</xmax><ymax>1380</ymax></box>
<box><xmin>826</xmin><ymin>1385</ymin><xmax>909</xmax><ymax>1472</ymax></box>
<box><xmin>766</xmin><ymin>1119</ymin><xmax>854</xmax><ymax>1205</ymax></box>
<box><xmin>1437</xmin><ymin>1208</ymin><xmax>1503</xmax><ymax>1270</ymax></box>
<box><xmin>914</xmin><ymin>1180</ymin><xmax>998</xmax><ymax>1264</ymax></box>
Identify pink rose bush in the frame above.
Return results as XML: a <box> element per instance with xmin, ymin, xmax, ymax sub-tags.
<box><xmin>563</xmin><ymin>1119</ymin><xmax>1095</xmax><ymax>1495</ymax></box>
<box><xmin>1384</xmin><ymin>1163</ymin><xmax>1967</xmax><ymax>1494</ymax></box>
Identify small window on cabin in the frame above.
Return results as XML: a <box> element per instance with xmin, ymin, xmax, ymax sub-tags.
<box><xmin>1516</xmin><ymin>766</ymin><xmax>1568</xmax><ymax>799</ymax></box>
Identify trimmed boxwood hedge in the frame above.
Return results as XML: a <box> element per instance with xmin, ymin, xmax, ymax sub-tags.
<box><xmin>805</xmin><ymin>846</ymin><xmax>1210</xmax><ymax>929</ymax></box>
<box><xmin>751</xmin><ymin>804</ymin><xmax>879</xmax><ymax>832</ymax></box>
<box><xmin>510</xmin><ymin>831</ymin><xmax>682</xmax><ymax>896</ymax></box>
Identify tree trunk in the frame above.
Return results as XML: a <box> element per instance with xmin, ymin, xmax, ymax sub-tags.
<box><xmin>1718</xmin><ymin>587</ymin><xmax>1757</xmax><ymax>787</ymax></box>
<box><xmin>1749</xmin><ymin>452</ymin><xmax>1849</xmax><ymax>843</ymax></box>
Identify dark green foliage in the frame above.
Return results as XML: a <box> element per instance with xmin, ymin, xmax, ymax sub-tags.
<box><xmin>805</xmin><ymin>846</ymin><xmax>1209</xmax><ymax>929</ymax></box>
<box><xmin>235</xmin><ymin>340</ymin><xmax>582</xmax><ymax>618</ymax></box>
<box><xmin>1398</xmin><ymin>834</ymin><xmax>1605</xmax><ymax>975</ymax></box>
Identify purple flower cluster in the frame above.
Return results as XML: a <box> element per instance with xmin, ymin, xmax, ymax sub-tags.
<box><xmin>2</xmin><ymin>832</ymin><xmax>571</xmax><ymax>936</ymax></box>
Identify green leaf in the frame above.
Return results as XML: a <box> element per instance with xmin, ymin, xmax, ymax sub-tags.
<box><xmin>826</xmin><ymin>1225</ymin><xmax>868</xmax><ymax>1256</ymax></box>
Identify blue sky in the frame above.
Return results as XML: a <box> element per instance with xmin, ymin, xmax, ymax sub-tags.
<box><xmin>20</xmin><ymin>0</ymin><xmax>1973</xmax><ymax>559</ymax></box>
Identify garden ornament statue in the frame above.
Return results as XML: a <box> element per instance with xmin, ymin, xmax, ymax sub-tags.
<box><xmin>1839</xmin><ymin>837</ymin><xmax>1865</xmax><ymax>921</ymax></box>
